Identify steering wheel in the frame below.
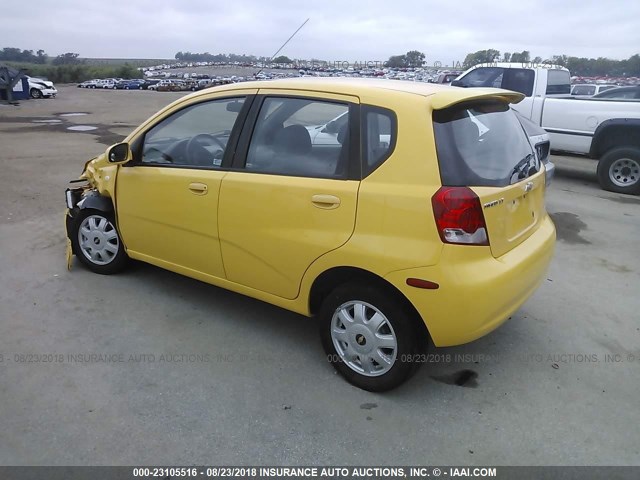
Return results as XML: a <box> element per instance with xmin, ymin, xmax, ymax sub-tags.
<box><xmin>186</xmin><ymin>134</ymin><xmax>226</xmax><ymax>166</ymax></box>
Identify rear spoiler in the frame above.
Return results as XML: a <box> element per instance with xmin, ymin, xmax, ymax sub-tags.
<box><xmin>430</xmin><ymin>88</ymin><xmax>525</xmax><ymax>110</ymax></box>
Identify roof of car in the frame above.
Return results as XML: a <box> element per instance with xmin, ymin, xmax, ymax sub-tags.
<box><xmin>189</xmin><ymin>77</ymin><xmax>525</xmax><ymax>109</ymax></box>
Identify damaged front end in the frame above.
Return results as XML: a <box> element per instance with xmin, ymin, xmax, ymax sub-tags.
<box><xmin>64</xmin><ymin>143</ymin><xmax>130</xmax><ymax>267</ymax></box>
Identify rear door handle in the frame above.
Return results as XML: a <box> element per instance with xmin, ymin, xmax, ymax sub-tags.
<box><xmin>311</xmin><ymin>194</ymin><xmax>341</xmax><ymax>209</ymax></box>
<box><xmin>189</xmin><ymin>182</ymin><xmax>208</xmax><ymax>195</ymax></box>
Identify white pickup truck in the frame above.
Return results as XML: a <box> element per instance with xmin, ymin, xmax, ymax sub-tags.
<box><xmin>453</xmin><ymin>63</ymin><xmax>640</xmax><ymax>195</ymax></box>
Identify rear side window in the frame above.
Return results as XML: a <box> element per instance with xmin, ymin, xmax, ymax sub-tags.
<box><xmin>362</xmin><ymin>105</ymin><xmax>396</xmax><ymax>177</ymax></box>
<box><xmin>433</xmin><ymin>101</ymin><xmax>538</xmax><ymax>187</ymax></box>
<box><xmin>245</xmin><ymin>97</ymin><xmax>350</xmax><ymax>178</ymax></box>
<box><xmin>546</xmin><ymin>69</ymin><xmax>571</xmax><ymax>94</ymax></box>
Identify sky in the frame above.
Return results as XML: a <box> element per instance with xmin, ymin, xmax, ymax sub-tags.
<box><xmin>3</xmin><ymin>0</ymin><xmax>639</xmax><ymax>63</ymax></box>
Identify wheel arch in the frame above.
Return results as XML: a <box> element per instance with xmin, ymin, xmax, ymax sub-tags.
<box><xmin>78</xmin><ymin>190</ymin><xmax>114</xmax><ymax>213</ymax></box>
<box><xmin>590</xmin><ymin>119</ymin><xmax>640</xmax><ymax>158</ymax></box>
<box><xmin>308</xmin><ymin>266</ymin><xmax>430</xmax><ymax>348</ymax></box>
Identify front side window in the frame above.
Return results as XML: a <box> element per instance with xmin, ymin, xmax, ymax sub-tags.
<box><xmin>141</xmin><ymin>97</ymin><xmax>245</xmax><ymax>167</ymax></box>
<box><xmin>433</xmin><ymin>101</ymin><xmax>538</xmax><ymax>187</ymax></box>
<box><xmin>245</xmin><ymin>97</ymin><xmax>350</xmax><ymax>178</ymax></box>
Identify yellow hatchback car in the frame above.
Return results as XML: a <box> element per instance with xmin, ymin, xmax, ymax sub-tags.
<box><xmin>65</xmin><ymin>78</ymin><xmax>555</xmax><ymax>391</ymax></box>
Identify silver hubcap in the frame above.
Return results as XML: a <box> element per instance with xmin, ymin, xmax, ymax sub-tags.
<box><xmin>609</xmin><ymin>157</ymin><xmax>639</xmax><ymax>187</ymax></box>
<box><xmin>78</xmin><ymin>215</ymin><xmax>119</xmax><ymax>265</ymax></box>
<box><xmin>331</xmin><ymin>301</ymin><xmax>398</xmax><ymax>377</ymax></box>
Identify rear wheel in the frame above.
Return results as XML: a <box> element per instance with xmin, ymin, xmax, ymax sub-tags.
<box><xmin>319</xmin><ymin>283</ymin><xmax>422</xmax><ymax>391</ymax></box>
<box><xmin>70</xmin><ymin>209</ymin><xmax>128</xmax><ymax>274</ymax></box>
<box><xmin>30</xmin><ymin>88</ymin><xmax>42</xmax><ymax>99</ymax></box>
<box><xmin>597</xmin><ymin>147</ymin><xmax>640</xmax><ymax>195</ymax></box>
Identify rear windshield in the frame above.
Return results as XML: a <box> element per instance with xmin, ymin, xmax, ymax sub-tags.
<box><xmin>433</xmin><ymin>101</ymin><xmax>538</xmax><ymax>187</ymax></box>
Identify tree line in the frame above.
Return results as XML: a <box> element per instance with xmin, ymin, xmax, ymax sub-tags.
<box><xmin>174</xmin><ymin>52</ymin><xmax>269</xmax><ymax>63</ymax></box>
<box><xmin>0</xmin><ymin>47</ymin><xmax>88</xmax><ymax>66</ymax></box>
<box><xmin>383</xmin><ymin>49</ymin><xmax>640</xmax><ymax>76</ymax></box>
<box><xmin>461</xmin><ymin>49</ymin><xmax>640</xmax><ymax>76</ymax></box>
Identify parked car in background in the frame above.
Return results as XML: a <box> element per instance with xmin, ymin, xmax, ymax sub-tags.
<box><xmin>64</xmin><ymin>78</ymin><xmax>555</xmax><ymax>391</ymax></box>
<box><xmin>570</xmin><ymin>84</ymin><xmax>618</xmax><ymax>97</ymax></box>
<box><xmin>514</xmin><ymin>110</ymin><xmax>554</xmax><ymax>185</ymax></box>
<box><xmin>100</xmin><ymin>79</ymin><xmax>118</xmax><ymax>89</ymax></box>
<box><xmin>148</xmin><ymin>79</ymin><xmax>173</xmax><ymax>91</ymax></box>
<box><xmin>78</xmin><ymin>79</ymin><xmax>99</xmax><ymax>88</ymax></box>
<box><xmin>142</xmin><ymin>79</ymin><xmax>160</xmax><ymax>90</ymax></box>
<box><xmin>115</xmin><ymin>79</ymin><xmax>145</xmax><ymax>90</ymax></box>
<box><xmin>592</xmin><ymin>86</ymin><xmax>640</xmax><ymax>100</ymax></box>
<box><xmin>156</xmin><ymin>80</ymin><xmax>184</xmax><ymax>92</ymax></box>
<box><xmin>26</xmin><ymin>76</ymin><xmax>57</xmax><ymax>98</ymax></box>
<box><xmin>454</xmin><ymin>63</ymin><xmax>640</xmax><ymax>195</ymax></box>
<box><xmin>430</xmin><ymin>72</ymin><xmax>461</xmax><ymax>84</ymax></box>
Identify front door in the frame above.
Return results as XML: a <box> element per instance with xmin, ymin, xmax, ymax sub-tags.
<box><xmin>115</xmin><ymin>94</ymin><xmax>253</xmax><ymax>278</ymax></box>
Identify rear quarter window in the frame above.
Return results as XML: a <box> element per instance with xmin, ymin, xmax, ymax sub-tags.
<box><xmin>362</xmin><ymin>105</ymin><xmax>397</xmax><ymax>177</ymax></box>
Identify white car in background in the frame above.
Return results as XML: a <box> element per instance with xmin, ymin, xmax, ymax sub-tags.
<box><xmin>78</xmin><ymin>79</ymin><xmax>100</xmax><ymax>88</ymax></box>
<box><xmin>99</xmin><ymin>79</ymin><xmax>118</xmax><ymax>89</ymax></box>
<box><xmin>27</xmin><ymin>76</ymin><xmax>57</xmax><ymax>99</ymax></box>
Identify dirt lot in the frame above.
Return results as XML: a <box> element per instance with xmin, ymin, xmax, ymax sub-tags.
<box><xmin>1</xmin><ymin>86</ymin><xmax>639</xmax><ymax>466</ymax></box>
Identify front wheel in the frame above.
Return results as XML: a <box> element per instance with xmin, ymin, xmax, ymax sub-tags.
<box><xmin>319</xmin><ymin>283</ymin><xmax>422</xmax><ymax>391</ymax></box>
<box><xmin>70</xmin><ymin>209</ymin><xmax>128</xmax><ymax>274</ymax></box>
<box><xmin>30</xmin><ymin>88</ymin><xmax>43</xmax><ymax>99</ymax></box>
<box><xmin>597</xmin><ymin>147</ymin><xmax>640</xmax><ymax>195</ymax></box>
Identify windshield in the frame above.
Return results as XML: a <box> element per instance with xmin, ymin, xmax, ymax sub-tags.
<box><xmin>433</xmin><ymin>101</ymin><xmax>538</xmax><ymax>187</ymax></box>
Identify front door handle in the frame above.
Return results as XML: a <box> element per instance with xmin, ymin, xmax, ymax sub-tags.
<box><xmin>311</xmin><ymin>194</ymin><xmax>341</xmax><ymax>209</ymax></box>
<box><xmin>189</xmin><ymin>182</ymin><xmax>208</xmax><ymax>195</ymax></box>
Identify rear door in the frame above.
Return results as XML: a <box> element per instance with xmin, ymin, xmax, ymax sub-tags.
<box><xmin>433</xmin><ymin>100</ymin><xmax>546</xmax><ymax>258</ymax></box>
<box><xmin>218</xmin><ymin>91</ymin><xmax>360</xmax><ymax>299</ymax></box>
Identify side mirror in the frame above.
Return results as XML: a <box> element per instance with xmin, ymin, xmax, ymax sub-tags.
<box><xmin>107</xmin><ymin>142</ymin><xmax>130</xmax><ymax>163</ymax></box>
<box><xmin>450</xmin><ymin>80</ymin><xmax>464</xmax><ymax>87</ymax></box>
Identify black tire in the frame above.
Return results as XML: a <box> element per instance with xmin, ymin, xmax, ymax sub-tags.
<box><xmin>70</xmin><ymin>209</ymin><xmax>128</xmax><ymax>275</ymax></box>
<box><xmin>597</xmin><ymin>147</ymin><xmax>640</xmax><ymax>195</ymax></box>
<box><xmin>319</xmin><ymin>283</ymin><xmax>422</xmax><ymax>392</ymax></box>
<box><xmin>30</xmin><ymin>88</ymin><xmax>42</xmax><ymax>99</ymax></box>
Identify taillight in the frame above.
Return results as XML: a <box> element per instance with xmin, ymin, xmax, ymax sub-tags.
<box><xmin>431</xmin><ymin>186</ymin><xmax>489</xmax><ymax>246</ymax></box>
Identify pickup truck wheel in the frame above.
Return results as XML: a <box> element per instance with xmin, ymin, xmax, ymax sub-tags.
<box><xmin>319</xmin><ymin>283</ymin><xmax>421</xmax><ymax>392</ymax></box>
<box><xmin>70</xmin><ymin>209</ymin><xmax>128</xmax><ymax>274</ymax></box>
<box><xmin>597</xmin><ymin>147</ymin><xmax>640</xmax><ymax>195</ymax></box>
<box><xmin>30</xmin><ymin>88</ymin><xmax>42</xmax><ymax>99</ymax></box>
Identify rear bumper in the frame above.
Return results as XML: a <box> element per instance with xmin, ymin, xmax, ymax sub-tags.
<box><xmin>385</xmin><ymin>215</ymin><xmax>556</xmax><ymax>347</ymax></box>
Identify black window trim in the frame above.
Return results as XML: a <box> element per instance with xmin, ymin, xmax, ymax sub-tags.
<box><xmin>126</xmin><ymin>94</ymin><xmax>256</xmax><ymax>171</ymax></box>
<box><xmin>361</xmin><ymin>104</ymin><xmax>398</xmax><ymax>179</ymax></box>
<box><xmin>232</xmin><ymin>93</ymin><xmax>362</xmax><ymax>181</ymax></box>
